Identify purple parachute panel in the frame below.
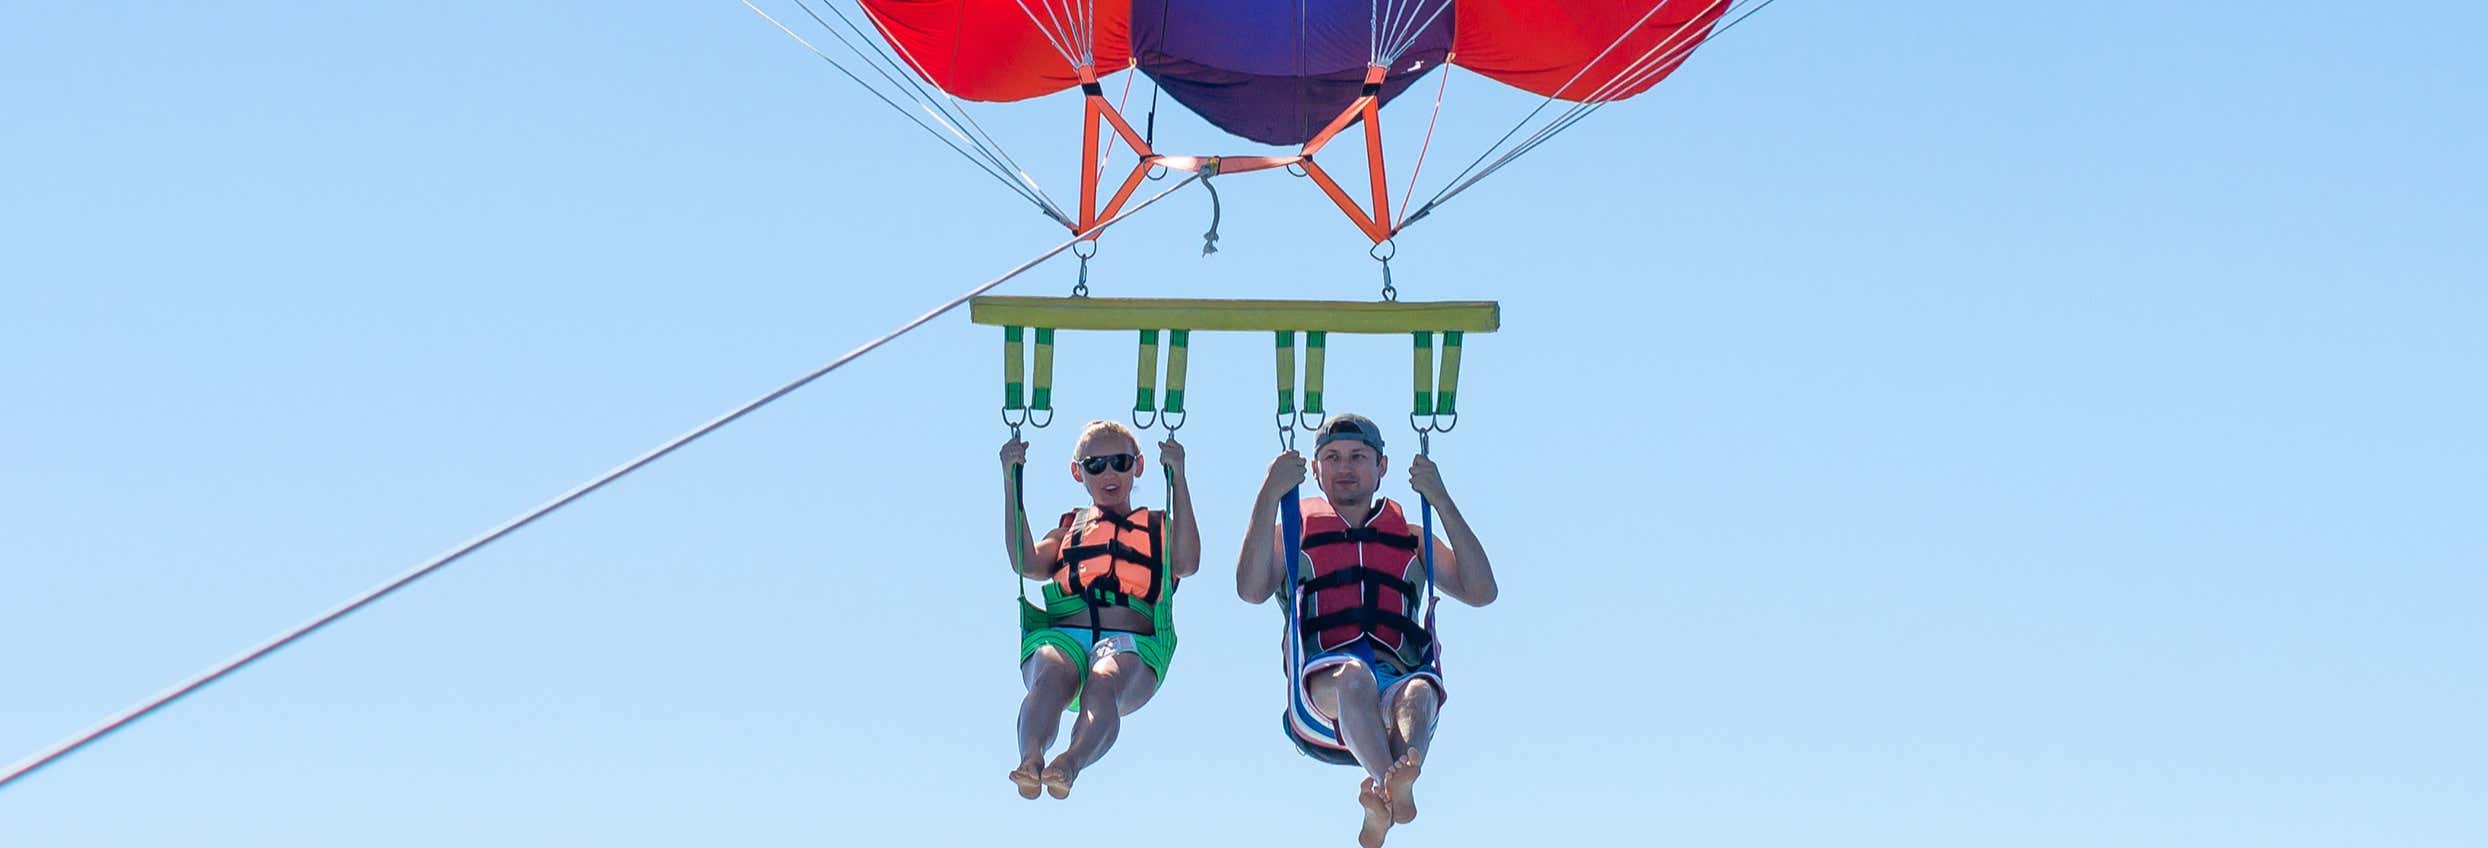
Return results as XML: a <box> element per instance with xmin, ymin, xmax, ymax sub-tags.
<box><xmin>1133</xmin><ymin>1</ymin><xmax>1455</xmax><ymax>146</ymax></box>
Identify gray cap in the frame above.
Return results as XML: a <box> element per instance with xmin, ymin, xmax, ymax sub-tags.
<box><xmin>1313</xmin><ymin>413</ymin><xmax>1386</xmax><ymax>453</ymax></box>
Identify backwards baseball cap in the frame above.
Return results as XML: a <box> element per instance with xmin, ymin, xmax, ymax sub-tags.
<box><xmin>1313</xmin><ymin>413</ymin><xmax>1386</xmax><ymax>453</ymax></box>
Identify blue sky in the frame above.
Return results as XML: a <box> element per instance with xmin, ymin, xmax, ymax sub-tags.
<box><xmin>4</xmin><ymin>2</ymin><xmax>2482</xmax><ymax>846</ymax></box>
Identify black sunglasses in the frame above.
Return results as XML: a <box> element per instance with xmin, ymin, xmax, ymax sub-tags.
<box><xmin>1079</xmin><ymin>453</ymin><xmax>1137</xmax><ymax>474</ymax></box>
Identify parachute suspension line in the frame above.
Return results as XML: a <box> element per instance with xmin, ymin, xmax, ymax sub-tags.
<box><xmin>1373</xmin><ymin>0</ymin><xmax>1404</xmax><ymax>65</ymax></box>
<box><xmin>1083</xmin><ymin>0</ymin><xmax>1103</xmax><ymax>65</ymax></box>
<box><xmin>1373</xmin><ymin>0</ymin><xmax>1393</xmax><ymax>66</ymax></box>
<box><xmin>1413</xmin><ymin>0</ymin><xmax>1707</xmax><ymax>205</ymax></box>
<box><xmin>1375</xmin><ymin>0</ymin><xmax>1455</xmax><ymax>67</ymax></box>
<box><xmin>1061</xmin><ymin>0</ymin><xmax>1095</xmax><ymax>66</ymax></box>
<box><xmin>817</xmin><ymin>1</ymin><xmax>1073</xmax><ymax>224</ymax></box>
<box><xmin>1446</xmin><ymin>0</ymin><xmax>1779</xmax><ymax>207</ymax></box>
<box><xmin>1098</xmin><ymin>64</ymin><xmax>1139</xmax><ymax>185</ymax></box>
<box><xmin>746</xmin><ymin>0</ymin><xmax>1064</xmax><ymax>224</ymax></box>
<box><xmin>0</xmin><ymin>173</ymin><xmax>1204</xmax><ymax>793</ymax></box>
<box><xmin>799</xmin><ymin>0</ymin><xmax>1020</xmax><ymax>174</ymax></box>
<box><xmin>1394</xmin><ymin>58</ymin><xmax>1452</xmax><ymax>231</ymax></box>
<box><xmin>1008</xmin><ymin>0</ymin><xmax>1087</xmax><ymax>72</ymax></box>
<box><xmin>1075</xmin><ymin>0</ymin><xmax>1100</xmax><ymax>65</ymax></box>
<box><xmin>1403</xmin><ymin>0</ymin><xmax>1780</xmax><ymax>230</ymax></box>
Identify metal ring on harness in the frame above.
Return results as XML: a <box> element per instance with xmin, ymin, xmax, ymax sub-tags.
<box><xmin>1072</xmin><ymin>244</ymin><xmax>1095</xmax><ymax>297</ymax></box>
<box><xmin>1370</xmin><ymin>241</ymin><xmax>1401</xmax><ymax>301</ymax></box>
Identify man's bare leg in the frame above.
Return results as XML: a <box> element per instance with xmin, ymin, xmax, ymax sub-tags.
<box><xmin>1013</xmin><ymin>646</ymin><xmax>1080</xmax><ymax>799</ymax></box>
<box><xmin>1308</xmin><ymin>660</ymin><xmax>1395</xmax><ymax>782</ymax></box>
<box><xmin>1310</xmin><ymin>661</ymin><xmax>1395</xmax><ymax>845</ymax></box>
<box><xmin>1380</xmin><ymin>678</ymin><xmax>1442</xmax><ymax>824</ymax></box>
<box><xmin>1042</xmin><ymin>651</ymin><xmax>1160</xmax><ymax>798</ymax></box>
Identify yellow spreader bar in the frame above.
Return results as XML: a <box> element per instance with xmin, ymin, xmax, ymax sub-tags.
<box><xmin>970</xmin><ymin>297</ymin><xmax>1500</xmax><ymax>334</ymax></box>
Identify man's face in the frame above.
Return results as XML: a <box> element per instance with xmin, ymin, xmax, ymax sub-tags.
<box><xmin>1072</xmin><ymin>433</ymin><xmax>1142</xmax><ymax>505</ymax></box>
<box><xmin>1313</xmin><ymin>440</ymin><xmax>1387</xmax><ymax>503</ymax></box>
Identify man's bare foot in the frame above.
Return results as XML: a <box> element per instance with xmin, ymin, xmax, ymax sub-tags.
<box><xmin>1040</xmin><ymin>757</ymin><xmax>1079</xmax><ymax>800</ymax></box>
<box><xmin>1383</xmin><ymin>748</ymin><xmax>1424</xmax><ymax>824</ymax></box>
<box><xmin>1358</xmin><ymin>778</ymin><xmax>1394</xmax><ymax>848</ymax></box>
<box><xmin>1009</xmin><ymin>758</ymin><xmax>1044</xmax><ymax>800</ymax></box>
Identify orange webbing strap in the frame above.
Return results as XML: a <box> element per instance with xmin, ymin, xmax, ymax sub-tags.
<box><xmin>1296</xmin><ymin>65</ymin><xmax>1397</xmax><ymax>244</ymax></box>
<box><xmin>1076</xmin><ymin>64</ymin><xmax>1163</xmax><ymax>235</ymax></box>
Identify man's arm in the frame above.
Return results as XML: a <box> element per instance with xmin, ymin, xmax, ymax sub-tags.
<box><xmin>1409</xmin><ymin>454</ymin><xmax>1497</xmax><ymax>606</ymax></box>
<box><xmin>1236</xmin><ymin>451</ymin><xmax>1306</xmax><ymax>603</ymax></box>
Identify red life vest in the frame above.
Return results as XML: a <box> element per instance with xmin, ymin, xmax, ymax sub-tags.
<box><xmin>1054</xmin><ymin>506</ymin><xmax>1165</xmax><ymax>608</ymax></box>
<box><xmin>1297</xmin><ymin>497</ymin><xmax>1434</xmax><ymax>660</ymax></box>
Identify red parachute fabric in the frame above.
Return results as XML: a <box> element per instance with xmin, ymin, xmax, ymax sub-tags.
<box><xmin>864</xmin><ymin>1</ymin><xmax>1719</xmax><ymax>110</ymax></box>
<box><xmin>857</xmin><ymin>0</ymin><xmax>1132</xmax><ymax>103</ymax></box>
<box><xmin>1452</xmin><ymin>0</ymin><xmax>1727</xmax><ymax>101</ymax></box>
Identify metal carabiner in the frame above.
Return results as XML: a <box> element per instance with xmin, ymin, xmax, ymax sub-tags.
<box><xmin>1071</xmin><ymin>242</ymin><xmax>1096</xmax><ymax>297</ymax></box>
<box><xmin>1373</xmin><ymin>242</ymin><xmax>1400</xmax><ymax>302</ymax></box>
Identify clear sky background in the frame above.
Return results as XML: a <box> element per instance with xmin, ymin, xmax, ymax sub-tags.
<box><xmin>4</xmin><ymin>2</ymin><xmax>2482</xmax><ymax>846</ymax></box>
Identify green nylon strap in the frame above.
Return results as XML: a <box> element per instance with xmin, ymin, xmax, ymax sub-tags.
<box><xmin>1164</xmin><ymin>330</ymin><xmax>1190</xmax><ymax>414</ymax></box>
<box><xmin>1275</xmin><ymin>332</ymin><xmax>1297</xmax><ymax>415</ymax></box>
<box><xmin>1304</xmin><ymin>331</ymin><xmax>1328</xmax><ymax>416</ymax></box>
<box><xmin>1412</xmin><ymin>331</ymin><xmax>1437</xmax><ymax>417</ymax></box>
<box><xmin>1135</xmin><ymin>329</ymin><xmax>1161</xmax><ymax>412</ymax></box>
<box><xmin>1003</xmin><ymin>326</ymin><xmax>1026</xmax><ymax>410</ymax></box>
<box><xmin>1032</xmin><ymin>328</ymin><xmax>1055</xmax><ymax>411</ymax></box>
<box><xmin>1437</xmin><ymin>330</ymin><xmax>1463</xmax><ymax>415</ymax></box>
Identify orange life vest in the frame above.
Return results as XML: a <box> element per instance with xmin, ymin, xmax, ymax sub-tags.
<box><xmin>1054</xmin><ymin>506</ymin><xmax>1165</xmax><ymax>608</ymax></box>
<box><xmin>1297</xmin><ymin>497</ymin><xmax>1433</xmax><ymax>660</ymax></box>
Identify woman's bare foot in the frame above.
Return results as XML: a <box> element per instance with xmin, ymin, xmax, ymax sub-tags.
<box><xmin>1358</xmin><ymin>778</ymin><xmax>1394</xmax><ymax>848</ymax></box>
<box><xmin>1009</xmin><ymin>758</ymin><xmax>1044</xmax><ymax>800</ymax></box>
<box><xmin>1040</xmin><ymin>756</ymin><xmax>1079</xmax><ymax>800</ymax></box>
<box><xmin>1383</xmin><ymin>748</ymin><xmax>1424</xmax><ymax>824</ymax></box>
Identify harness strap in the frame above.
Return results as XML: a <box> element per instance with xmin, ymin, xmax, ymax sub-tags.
<box><xmin>1301</xmin><ymin>527</ymin><xmax>1420</xmax><ymax>551</ymax></box>
<box><xmin>1300</xmin><ymin>608</ymin><xmax>1435</xmax><ymax>654</ymax></box>
<box><xmin>1298</xmin><ymin>565</ymin><xmax>1417</xmax><ymax>598</ymax></box>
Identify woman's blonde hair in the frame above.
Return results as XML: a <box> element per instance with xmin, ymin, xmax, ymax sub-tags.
<box><xmin>1072</xmin><ymin>420</ymin><xmax>1140</xmax><ymax>458</ymax></box>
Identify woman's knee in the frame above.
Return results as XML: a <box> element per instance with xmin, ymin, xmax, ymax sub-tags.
<box><xmin>1086</xmin><ymin>652</ymin><xmax>1139</xmax><ymax>690</ymax></box>
<box><xmin>1024</xmin><ymin>646</ymin><xmax>1082</xmax><ymax>691</ymax></box>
